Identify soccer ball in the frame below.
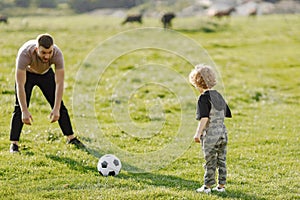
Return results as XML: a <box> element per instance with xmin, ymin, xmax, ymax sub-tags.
<box><xmin>97</xmin><ymin>154</ymin><xmax>122</xmax><ymax>176</ymax></box>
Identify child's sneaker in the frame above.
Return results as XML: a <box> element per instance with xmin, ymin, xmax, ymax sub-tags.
<box><xmin>212</xmin><ymin>186</ymin><xmax>226</xmax><ymax>192</ymax></box>
<box><xmin>196</xmin><ymin>185</ymin><xmax>211</xmax><ymax>194</ymax></box>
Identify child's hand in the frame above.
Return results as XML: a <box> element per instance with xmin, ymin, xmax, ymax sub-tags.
<box><xmin>194</xmin><ymin>137</ymin><xmax>200</xmax><ymax>143</ymax></box>
<box><xmin>194</xmin><ymin>134</ymin><xmax>201</xmax><ymax>143</ymax></box>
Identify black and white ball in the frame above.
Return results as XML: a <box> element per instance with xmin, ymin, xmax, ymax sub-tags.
<box><xmin>97</xmin><ymin>154</ymin><xmax>122</xmax><ymax>176</ymax></box>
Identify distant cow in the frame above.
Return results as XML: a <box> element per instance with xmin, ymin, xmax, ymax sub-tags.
<box><xmin>161</xmin><ymin>13</ymin><xmax>176</xmax><ymax>29</ymax></box>
<box><xmin>214</xmin><ymin>7</ymin><xmax>235</xmax><ymax>18</ymax></box>
<box><xmin>0</xmin><ymin>16</ymin><xmax>8</xmax><ymax>24</ymax></box>
<box><xmin>122</xmin><ymin>14</ymin><xmax>142</xmax><ymax>25</ymax></box>
<box><xmin>249</xmin><ymin>7</ymin><xmax>258</xmax><ymax>17</ymax></box>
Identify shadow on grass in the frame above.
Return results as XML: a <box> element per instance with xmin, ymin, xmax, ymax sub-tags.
<box><xmin>46</xmin><ymin>145</ymin><xmax>145</xmax><ymax>174</ymax></box>
<box><xmin>117</xmin><ymin>173</ymin><xmax>264</xmax><ymax>200</ymax></box>
<box><xmin>117</xmin><ymin>172</ymin><xmax>199</xmax><ymax>191</ymax></box>
<box><xmin>210</xmin><ymin>189</ymin><xmax>266</xmax><ymax>200</ymax></box>
<box><xmin>46</xmin><ymin>154</ymin><xmax>96</xmax><ymax>173</ymax></box>
<box><xmin>174</xmin><ymin>20</ymin><xmax>230</xmax><ymax>33</ymax></box>
<box><xmin>47</xmin><ymin>146</ymin><xmax>263</xmax><ymax>200</ymax></box>
<box><xmin>85</xmin><ymin>146</ymin><xmax>154</xmax><ymax>173</ymax></box>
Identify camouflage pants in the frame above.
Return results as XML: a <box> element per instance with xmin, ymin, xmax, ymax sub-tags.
<box><xmin>201</xmin><ymin>128</ymin><xmax>227</xmax><ymax>186</ymax></box>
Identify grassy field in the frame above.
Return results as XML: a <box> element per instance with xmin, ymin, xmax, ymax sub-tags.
<box><xmin>0</xmin><ymin>14</ymin><xmax>299</xmax><ymax>199</ymax></box>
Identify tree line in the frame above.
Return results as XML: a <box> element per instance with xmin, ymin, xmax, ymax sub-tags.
<box><xmin>1</xmin><ymin>0</ymin><xmax>298</xmax><ymax>14</ymax></box>
<box><xmin>1</xmin><ymin>0</ymin><xmax>146</xmax><ymax>13</ymax></box>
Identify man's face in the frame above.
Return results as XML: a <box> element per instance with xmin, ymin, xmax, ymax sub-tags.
<box><xmin>37</xmin><ymin>45</ymin><xmax>53</xmax><ymax>63</ymax></box>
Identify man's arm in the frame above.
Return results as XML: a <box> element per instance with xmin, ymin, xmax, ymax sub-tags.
<box><xmin>50</xmin><ymin>68</ymin><xmax>64</xmax><ymax>123</ymax></box>
<box><xmin>16</xmin><ymin>68</ymin><xmax>33</xmax><ymax>125</ymax></box>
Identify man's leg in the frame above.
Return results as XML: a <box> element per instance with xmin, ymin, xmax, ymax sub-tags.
<box><xmin>10</xmin><ymin>77</ymin><xmax>35</xmax><ymax>150</ymax></box>
<box><xmin>37</xmin><ymin>69</ymin><xmax>84</xmax><ymax>147</ymax></box>
<box><xmin>37</xmin><ymin>69</ymin><xmax>74</xmax><ymax>136</ymax></box>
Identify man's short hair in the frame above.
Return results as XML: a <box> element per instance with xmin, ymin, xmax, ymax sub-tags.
<box><xmin>37</xmin><ymin>33</ymin><xmax>54</xmax><ymax>49</ymax></box>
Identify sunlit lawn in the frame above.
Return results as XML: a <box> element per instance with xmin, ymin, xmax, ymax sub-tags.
<box><xmin>0</xmin><ymin>14</ymin><xmax>299</xmax><ymax>199</ymax></box>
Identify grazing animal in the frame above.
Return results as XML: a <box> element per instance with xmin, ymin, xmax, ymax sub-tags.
<box><xmin>249</xmin><ymin>7</ymin><xmax>258</xmax><ymax>16</ymax></box>
<box><xmin>214</xmin><ymin>7</ymin><xmax>235</xmax><ymax>18</ymax></box>
<box><xmin>161</xmin><ymin>13</ymin><xmax>176</xmax><ymax>29</ymax></box>
<box><xmin>122</xmin><ymin>14</ymin><xmax>142</xmax><ymax>25</ymax></box>
<box><xmin>0</xmin><ymin>16</ymin><xmax>8</xmax><ymax>24</ymax></box>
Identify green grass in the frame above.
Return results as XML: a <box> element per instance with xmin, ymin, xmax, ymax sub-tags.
<box><xmin>0</xmin><ymin>14</ymin><xmax>299</xmax><ymax>199</ymax></box>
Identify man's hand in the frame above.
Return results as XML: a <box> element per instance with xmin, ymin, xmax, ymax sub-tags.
<box><xmin>22</xmin><ymin>110</ymin><xmax>33</xmax><ymax>125</ymax></box>
<box><xmin>49</xmin><ymin>109</ymin><xmax>60</xmax><ymax>123</ymax></box>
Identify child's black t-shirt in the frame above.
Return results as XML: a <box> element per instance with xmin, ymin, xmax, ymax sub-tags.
<box><xmin>196</xmin><ymin>90</ymin><xmax>232</xmax><ymax>120</ymax></box>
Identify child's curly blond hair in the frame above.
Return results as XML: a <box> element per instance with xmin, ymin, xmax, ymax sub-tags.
<box><xmin>189</xmin><ymin>64</ymin><xmax>217</xmax><ymax>89</ymax></box>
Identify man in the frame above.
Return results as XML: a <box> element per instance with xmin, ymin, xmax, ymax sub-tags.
<box><xmin>10</xmin><ymin>33</ymin><xmax>84</xmax><ymax>153</ymax></box>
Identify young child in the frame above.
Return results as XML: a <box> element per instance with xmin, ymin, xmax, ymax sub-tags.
<box><xmin>189</xmin><ymin>64</ymin><xmax>232</xmax><ymax>194</ymax></box>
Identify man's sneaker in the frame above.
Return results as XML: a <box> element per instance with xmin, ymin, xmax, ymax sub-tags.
<box><xmin>196</xmin><ymin>185</ymin><xmax>211</xmax><ymax>194</ymax></box>
<box><xmin>10</xmin><ymin>143</ymin><xmax>19</xmax><ymax>153</ymax></box>
<box><xmin>212</xmin><ymin>186</ymin><xmax>226</xmax><ymax>192</ymax></box>
<box><xmin>67</xmin><ymin>137</ymin><xmax>85</xmax><ymax>149</ymax></box>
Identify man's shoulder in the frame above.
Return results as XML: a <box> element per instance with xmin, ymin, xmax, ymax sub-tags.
<box><xmin>18</xmin><ymin>40</ymin><xmax>36</xmax><ymax>55</ymax></box>
<box><xmin>50</xmin><ymin>44</ymin><xmax>62</xmax><ymax>58</ymax></box>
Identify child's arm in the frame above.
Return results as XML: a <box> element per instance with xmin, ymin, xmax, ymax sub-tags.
<box><xmin>194</xmin><ymin>117</ymin><xmax>209</xmax><ymax>143</ymax></box>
